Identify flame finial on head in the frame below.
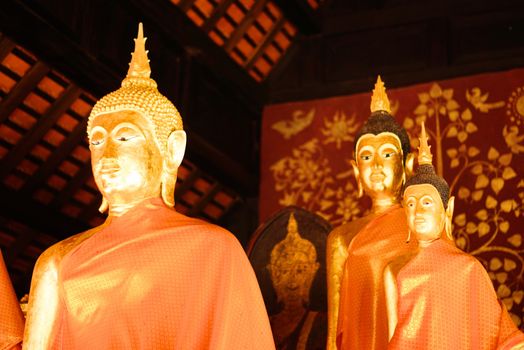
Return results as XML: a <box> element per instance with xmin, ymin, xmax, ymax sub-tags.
<box><xmin>370</xmin><ymin>75</ymin><xmax>391</xmax><ymax>114</ymax></box>
<box><xmin>417</xmin><ymin>122</ymin><xmax>433</xmax><ymax>165</ymax></box>
<box><xmin>127</xmin><ymin>23</ymin><xmax>151</xmax><ymax>79</ymax></box>
<box><xmin>270</xmin><ymin>212</ymin><xmax>317</xmax><ymax>266</ymax></box>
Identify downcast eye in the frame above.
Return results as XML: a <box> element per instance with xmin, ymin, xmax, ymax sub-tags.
<box><xmin>117</xmin><ymin>135</ymin><xmax>138</xmax><ymax>142</ymax></box>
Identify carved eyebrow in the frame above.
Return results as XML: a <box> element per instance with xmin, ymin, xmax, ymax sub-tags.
<box><xmin>111</xmin><ymin>122</ymin><xmax>143</xmax><ymax>134</ymax></box>
<box><xmin>357</xmin><ymin>145</ymin><xmax>375</xmax><ymax>154</ymax></box>
<box><xmin>378</xmin><ymin>143</ymin><xmax>400</xmax><ymax>152</ymax></box>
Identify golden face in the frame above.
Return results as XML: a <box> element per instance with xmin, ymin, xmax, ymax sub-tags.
<box><xmin>89</xmin><ymin>110</ymin><xmax>163</xmax><ymax>209</ymax></box>
<box><xmin>355</xmin><ymin>133</ymin><xmax>404</xmax><ymax>199</ymax></box>
<box><xmin>404</xmin><ymin>184</ymin><xmax>446</xmax><ymax>243</ymax></box>
<box><xmin>269</xmin><ymin>252</ymin><xmax>319</xmax><ymax>305</ymax></box>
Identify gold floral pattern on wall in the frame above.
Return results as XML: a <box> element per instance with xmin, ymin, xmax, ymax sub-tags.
<box><xmin>260</xmin><ymin>69</ymin><xmax>524</xmax><ymax>329</ymax></box>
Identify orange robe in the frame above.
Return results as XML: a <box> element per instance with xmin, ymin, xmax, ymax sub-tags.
<box><xmin>0</xmin><ymin>252</ymin><xmax>24</xmax><ymax>349</ymax></box>
<box><xmin>389</xmin><ymin>239</ymin><xmax>524</xmax><ymax>350</ymax></box>
<box><xmin>51</xmin><ymin>198</ymin><xmax>275</xmax><ymax>349</ymax></box>
<box><xmin>337</xmin><ymin>205</ymin><xmax>416</xmax><ymax>350</ymax></box>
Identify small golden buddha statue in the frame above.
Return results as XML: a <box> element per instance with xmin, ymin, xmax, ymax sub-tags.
<box><xmin>326</xmin><ymin>77</ymin><xmax>416</xmax><ymax>350</ymax></box>
<box><xmin>23</xmin><ymin>24</ymin><xmax>274</xmax><ymax>349</ymax></box>
<box><xmin>267</xmin><ymin>213</ymin><xmax>321</xmax><ymax>349</ymax></box>
<box><xmin>386</xmin><ymin>122</ymin><xmax>524</xmax><ymax>349</ymax></box>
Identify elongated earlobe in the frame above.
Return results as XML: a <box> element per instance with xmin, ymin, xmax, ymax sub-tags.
<box><xmin>99</xmin><ymin>197</ymin><xmax>108</xmax><ymax>213</ymax></box>
<box><xmin>405</xmin><ymin>153</ymin><xmax>415</xmax><ymax>179</ymax></box>
<box><xmin>445</xmin><ymin>196</ymin><xmax>455</xmax><ymax>242</ymax></box>
<box><xmin>351</xmin><ymin>159</ymin><xmax>363</xmax><ymax>198</ymax></box>
<box><xmin>161</xmin><ymin>130</ymin><xmax>186</xmax><ymax>208</ymax></box>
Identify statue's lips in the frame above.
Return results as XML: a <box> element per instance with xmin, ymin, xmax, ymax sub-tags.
<box><xmin>98</xmin><ymin>167</ymin><xmax>120</xmax><ymax>175</ymax></box>
<box><xmin>370</xmin><ymin>173</ymin><xmax>385</xmax><ymax>182</ymax></box>
<box><xmin>414</xmin><ymin>218</ymin><xmax>425</xmax><ymax>224</ymax></box>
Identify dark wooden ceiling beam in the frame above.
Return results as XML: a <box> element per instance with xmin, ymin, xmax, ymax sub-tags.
<box><xmin>174</xmin><ymin>168</ymin><xmax>201</xmax><ymax>201</ymax></box>
<box><xmin>0</xmin><ymin>61</ymin><xmax>49</xmax><ymax>125</ymax></box>
<box><xmin>0</xmin><ymin>184</ymin><xmax>89</xmax><ymax>240</ymax></box>
<box><xmin>273</xmin><ymin>0</ymin><xmax>321</xmax><ymax>35</ymax></box>
<box><xmin>3</xmin><ymin>223</ymin><xmax>36</xmax><ymax>266</ymax></box>
<box><xmin>78</xmin><ymin>196</ymin><xmax>103</xmax><ymax>225</ymax></box>
<box><xmin>187</xmin><ymin>183</ymin><xmax>222</xmax><ymax>217</ymax></box>
<box><xmin>0</xmin><ymin>35</ymin><xmax>16</xmax><ymax>63</ymax></box>
<box><xmin>178</xmin><ymin>0</ymin><xmax>196</xmax><ymax>12</ymax></box>
<box><xmin>0</xmin><ymin>85</ymin><xmax>82</xmax><ymax>180</ymax></box>
<box><xmin>202</xmin><ymin>0</ymin><xmax>235</xmax><ymax>33</ymax></box>
<box><xmin>224</xmin><ymin>0</ymin><xmax>268</xmax><ymax>53</ymax></box>
<box><xmin>20</xmin><ymin>117</ymin><xmax>88</xmax><ymax>195</ymax></box>
<box><xmin>245</xmin><ymin>16</ymin><xmax>285</xmax><ymax>70</ymax></box>
<box><xmin>50</xmin><ymin>160</ymin><xmax>92</xmax><ymax>210</ymax></box>
<box><xmin>127</xmin><ymin>0</ymin><xmax>265</xmax><ymax>109</ymax></box>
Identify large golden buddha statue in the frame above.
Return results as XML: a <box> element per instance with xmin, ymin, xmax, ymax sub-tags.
<box><xmin>326</xmin><ymin>77</ymin><xmax>417</xmax><ymax>350</ymax></box>
<box><xmin>0</xmin><ymin>252</ymin><xmax>24</xmax><ymax>349</ymax></box>
<box><xmin>386</xmin><ymin>123</ymin><xmax>524</xmax><ymax>349</ymax></box>
<box><xmin>23</xmin><ymin>24</ymin><xmax>275</xmax><ymax>349</ymax></box>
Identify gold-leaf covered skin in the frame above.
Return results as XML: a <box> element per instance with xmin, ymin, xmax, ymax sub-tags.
<box><xmin>384</xmin><ymin>123</ymin><xmax>524</xmax><ymax>349</ymax></box>
<box><xmin>326</xmin><ymin>76</ymin><xmax>415</xmax><ymax>350</ymax></box>
<box><xmin>23</xmin><ymin>24</ymin><xmax>188</xmax><ymax>348</ymax></box>
<box><xmin>87</xmin><ymin>23</ymin><xmax>183</xmax><ymax>158</ymax></box>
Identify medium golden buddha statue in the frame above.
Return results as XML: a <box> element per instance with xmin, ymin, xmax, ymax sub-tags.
<box><xmin>0</xmin><ymin>252</ymin><xmax>24</xmax><ymax>350</ymax></box>
<box><xmin>386</xmin><ymin>122</ymin><xmax>524</xmax><ymax>349</ymax></box>
<box><xmin>326</xmin><ymin>77</ymin><xmax>417</xmax><ymax>350</ymax></box>
<box><xmin>267</xmin><ymin>213</ymin><xmax>323</xmax><ymax>349</ymax></box>
<box><xmin>23</xmin><ymin>24</ymin><xmax>275</xmax><ymax>349</ymax></box>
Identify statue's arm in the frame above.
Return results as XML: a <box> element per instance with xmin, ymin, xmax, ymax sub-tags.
<box><xmin>383</xmin><ymin>264</ymin><xmax>398</xmax><ymax>341</ymax></box>
<box><xmin>23</xmin><ymin>248</ymin><xmax>61</xmax><ymax>350</ymax></box>
<box><xmin>326</xmin><ymin>229</ymin><xmax>349</xmax><ymax>350</ymax></box>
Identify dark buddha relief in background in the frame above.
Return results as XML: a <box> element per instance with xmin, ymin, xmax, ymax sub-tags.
<box><xmin>248</xmin><ymin>207</ymin><xmax>331</xmax><ymax>350</ymax></box>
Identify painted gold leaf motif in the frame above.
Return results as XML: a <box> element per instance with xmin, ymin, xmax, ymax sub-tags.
<box><xmin>272</xmin><ymin>108</ymin><xmax>316</xmax><ymax>139</ymax></box>
<box><xmin>264</xmin><ymin>74</ymin><xmax>524</xmax><ymax>327</ymax></box>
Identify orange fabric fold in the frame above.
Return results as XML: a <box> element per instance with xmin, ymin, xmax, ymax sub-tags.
<box><xmin>0</xmin><ymin>252</ymin><xmax>24</xmax><ymax>350</ymax></box>
<box><xmin>52</xmin><ymin>198</ymin><xmax>275</xmax><ymax>349</ymax></box>
<box><xmin>389</xmin><ymin>239</ymin><xmax>524</xmax><ymax>350</ymax></box>
<box><xmin>336</xmin><ymin>205</ymin><xmax>416</xmax><ymax>350</ymax></box>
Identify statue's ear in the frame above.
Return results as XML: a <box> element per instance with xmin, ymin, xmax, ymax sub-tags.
<box><xmin>166</xmin><ymin>130</ymin><xmax>186</xmax><ymax>170</ymax></box>
<box><xmin>161</xmin><ymin>130</ymin><xmax>186</xmax><ymax>207</ymax></box>
<box><xmin>444</xmin><ymin>196</ymin><xmax>455</xmax><ymax>242</ymax></box>
<box><xmin>350</xmin><ymin>159</ymin><xmax>363</xmax><ymax>198</ymax></box>
<box><xmin>405</xmin><ymin>153</ymin><xmax>415</xmax><ymax>179</ymax></box>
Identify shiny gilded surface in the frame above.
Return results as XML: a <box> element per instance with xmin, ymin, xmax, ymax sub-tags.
<box><xmin>0</xmin><ymin>252</ymin><xmax>24</xmax><ymax>350</ymax></box>
<box><xmin>386</xmin><ymin>124</ymin><xmax>524</xmax><ymax>349</ymax></box>
<box><xmin>23</xmin><ymin>24</ymin><xmax>274</xmax><ymax>349</ymax></box>
<box><xmin>326</xmin><ymin>77</ymin><xmax>415</xmax><ymax>350</ymax></box>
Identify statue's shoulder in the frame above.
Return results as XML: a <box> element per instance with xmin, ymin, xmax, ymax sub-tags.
<box><xmin>328</xmin><ymin>214</ymin><xmax>375</xmax><ymax>245</ymax></box>
<box><xmin>36</xmin><ymin>226</ymin><xmax>102</xmax><ymax>269</ymax></box>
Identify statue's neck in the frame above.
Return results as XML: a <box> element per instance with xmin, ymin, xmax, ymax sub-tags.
<box><xmin>371</xmin><ymin>194</ymin><xmax>401</xmax><ymax>214</ymax></box>
<box><xmin>108</xmin><ymin>195</ymin><xmax>160</xmax><ymax>217</ymax></box>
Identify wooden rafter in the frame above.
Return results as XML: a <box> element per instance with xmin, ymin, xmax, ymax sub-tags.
<box><xmin>202</xmin><ymin>0</ymin><xmax>235</xmax><ymax>33</ymax></box>
<box><xmin>0</xmin><ymin>85</ymin><xmax>81</xmax><ymax>180</ymax></box>
<box><xmin>3</xmin><ymin>222</ymin><xmax>36</xmax><ymax>265</ymax></box>
<box><xmin>224</xmin><ymin>0</ymin><xmax>269</xmax><ymax>53</ymax></box>
<box><xmin>245</xmin><ymin>15</ymin><xmax>285</xmax><ymax>70</ymax></box>
<box><xmin>178</xmin><ymin>0</ymin><xmax>197</xmax><ymax>12</ymax></box>
<box><xmin>20</xmin><ymin>117</ymin><xmax>88</xmax><ymax>195</ymax></box>
<box><xmin>0</xmin><ymin>61</ymin><xmax>49</xmax><ymax>125</ymax></box>
<box><xmin>0</xmin><ymin>35</ymin><xmax>15</xmax><ymax>63</ymax></box>
<box><xmin>174</xmin><ymin>168</ymin><xmax>201</xmax><ymax>200</ymax></box>
<box><xmin>0</xmin><ymin>184</ymin><xmax>89</xmax><ymax>240</ymax></box>
<box><xmin>187</xmin><ymin>182</ymin><xmax>222</xmax><ymax>217</ymax></box>
<box><xmin>50</xmin><ymin>160</ymin><xmax>92</xmax><ymax>210</ymax></box>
